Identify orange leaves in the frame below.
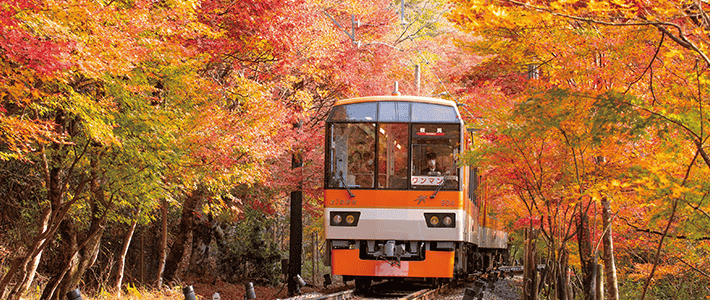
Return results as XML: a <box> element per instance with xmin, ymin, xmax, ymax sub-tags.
<box><xmin>629</xmin><ymin>262</ymin><xmax>686</xmax><ymax>281</ymax></box>
<box><xmin>0</xmin><ymin>115</ymin><xmax>61</xmax><ymax>160</ymax></box>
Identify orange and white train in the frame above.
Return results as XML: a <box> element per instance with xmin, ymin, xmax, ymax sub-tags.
<box><xmin>323</xmin><ymin>95</ymin><xmax>508</xmax><ymax>290</ymax></box>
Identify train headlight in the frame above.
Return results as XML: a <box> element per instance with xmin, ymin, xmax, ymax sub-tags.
<box><xmin>430</xmin><ymin>216</ymin><xmax>440</xmax><ymax>226</ymax></box>
<box><xmin>329</xmin><ymin>212</ymin><xmax>361</xmax><ymax>226</ymax></box>
<box><xmin>443</xmin><ymin>216</ymin><xmax>453</xmax><ymax>226</ymax></box>
<box><xmin>424</xmin><ymin>213</ymin><xmax>456</xmax><ymax>228</ymax></box>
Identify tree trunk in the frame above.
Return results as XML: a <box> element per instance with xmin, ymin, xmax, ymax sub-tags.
<box><xmin>40</xmin><ymin>214</ymin><xmax>106</xmax><ymax>300</ymax></box>
<box><xmin>114</xmin><ymin>215</ymin><xmax>140</xmax><ymax>296</ymax></box>
<box><xmin>1</xmin><ymin>109</ymin><xmax>97</xmax><ymax>300</ymax></box>
<box><xmin>188</xmin><ymin>212</ymin><xmax>213</xmax><ymax>277</ymax></box>
<box><xmin>156</xmin><ymin>198</ymin><xmax>168</xmax><ymax>289</ymax></box>
<box><xmin>163</xmin><ymin>188</ymin><xmax>203</xmax><ymax>283</ymax></box>
<box><xmin>40</xmin><ymin>170</ymin><xmax>108</xmax><ymax>300</ymax></box>
<box><xmin>601</xmin><ymin>198</ymin><xmax>619</xmax><ymax>300</ymax></box>
<box><xmin>1</xmin><ymin>166</ymin><xmax>88</xmax><ymax>299</ymax></box>
<box><xmin>595</xmin><ymin>263</ymin><xmax>603</xmax><ymax>300</ymax></box>
<box><xmin>0</xmin><ymin>205</ymin><xmax>51</xmax><ymax>299</ymax></box>
<box><xmin>577</xmin><ymin>211</ymin><xmax>595</xmax><ymax>300</ymax></box>
<box><xmin>523</xmin><ymin>228</ymin><xmax>538</xmax><ymax>300</ymax></box>
<box><xmin>556</xmin><ymin>248</ymin><xmax>569</xmax><ymax>300</ymax></box>
<box><xmin>9</xmin><ymin>248</ymin><xmax>44</xmax><ymax>300</ymax></box>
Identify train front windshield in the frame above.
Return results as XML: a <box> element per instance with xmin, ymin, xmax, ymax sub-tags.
<box><xmin>325</xmin><ymin>100</ymin><xmax>462</xmax><ymax>191</ymax></box>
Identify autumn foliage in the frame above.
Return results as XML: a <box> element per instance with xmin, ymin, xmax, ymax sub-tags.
<box><xmin>450</xmin><ymin>0</ymin><xmax>710</xmax><ymax>299</ymax></box>
<box><xmin>0</xmin><ymin>0</ymin><xmax>466</xmax><ymax>299</ymax></box>
<box><xmin>2</xmin><ymin>0</ymin><xmax>710</xmax><ymax>299</ymax></box>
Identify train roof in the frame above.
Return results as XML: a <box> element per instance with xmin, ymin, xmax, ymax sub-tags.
<box><xmin>333</xmin><ymin>95</ymin><xmax>457</xmax><ymax>107</ymax></box>
<box><xmin>328</xmin><ymin>95</ymin><xmax>462</xmax><ymax>124</ymax></box>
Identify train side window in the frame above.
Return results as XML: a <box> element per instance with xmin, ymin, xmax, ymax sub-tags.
<box><xmin>469</xmin><ymin>167</ymin><xmax>478</xmax><ymax>205</ymax></box>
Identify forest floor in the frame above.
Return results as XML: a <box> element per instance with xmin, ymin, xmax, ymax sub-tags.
<box><xmin>186</xmin><ymin>274</ymin><xmax>351</xmax><ymax>300</ymax></box>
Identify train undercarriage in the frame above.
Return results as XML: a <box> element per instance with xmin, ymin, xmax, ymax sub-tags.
<box><xmin>330</xmin><ymin>239</ymin><xmax>509</xmax><ymax>292</ymax></box>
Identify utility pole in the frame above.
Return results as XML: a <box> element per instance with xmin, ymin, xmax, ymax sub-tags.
<box><xmin>415</xmin><ymin>64</ymin><xmax>421</xmax><ymax>95</ymax></box>
<box><xmin>288</xmin><ymin>122</ymin><xmax>303</xmax><ymax>297</ymax></box>
<box><xmin>400</xmin><ymin>0</ymin><xmax>406</xmax><ymax>27</ymax></box>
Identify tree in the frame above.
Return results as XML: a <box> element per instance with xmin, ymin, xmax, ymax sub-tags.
<box><xmin>463</xmin><ymin>88</ymin><xmax>650</xmax><ymax>299</ymax></box>
<box><xmin>449</xmin><ymin>0</ymin><xmax>710</xmax><ymax>297</ymax></box>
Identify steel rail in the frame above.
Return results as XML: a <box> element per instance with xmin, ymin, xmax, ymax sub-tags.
<box><xmin>398</xmin><ymin>288</ymin><xmax>438</xmax><ymax>300</ymax></box>
<box><xmin>311</xmin><ymin>289</ymin><xmax>355</xmax><ymax>300</ymax></box>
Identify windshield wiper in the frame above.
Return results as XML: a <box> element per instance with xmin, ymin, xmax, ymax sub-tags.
<box><xmin>430</xmin><ymin>169</ymin><xmax>453</xmax><ymax>199</ymax></box>
<box><xmin>338</xmin><ymin>171</ymin><xmax>355</xmax><ymax>197</ymax></box>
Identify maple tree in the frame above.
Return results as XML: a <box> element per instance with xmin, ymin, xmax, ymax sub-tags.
<box><xmin>0</xmin><ymin>0</ymin><xmax>283</xmax><ymax>298</ymax></box>
<box><xmin>449</xmin><ymin>0</ymin><xmax>710</xmax><ymax>298</ymax></box>
<box><xmin>462</xmin><ymin>88</ymin><xmax>651</xmax><ymax>299</ymax></box>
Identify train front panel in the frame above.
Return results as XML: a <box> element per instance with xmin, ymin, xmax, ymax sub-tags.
<box><xmin>325</xmin><ymin>189</ymin><xmax>466</xmax><ymax>278</ymax></box>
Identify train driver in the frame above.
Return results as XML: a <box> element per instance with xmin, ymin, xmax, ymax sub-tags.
<box><xmin>421</xmin><ymin>152</ymin><xmax>443</xmax><ymax>176</ymax></box>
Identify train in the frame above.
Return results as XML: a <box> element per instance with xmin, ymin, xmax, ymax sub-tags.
<box><xmin>323</xmin><ymin>94</ymin><xmax>509</xmax><ymax>291</ymax></box>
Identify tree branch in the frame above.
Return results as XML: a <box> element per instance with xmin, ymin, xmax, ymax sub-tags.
<box><xmin>618</xmin><ymin>215</ymin><xmax>710</xmax><ymax>241</ymax></box>
<box><xmin>499</xmin><ymin>0</ymin><xmax>710</xmax><ymax>67</ymax></box>
<box><xmin>623</xmin><ymin>31</ymin><xmax>664</xmax><ymax>95</ymax></box>
<box><xmin>676</xmin><ymin>256</ymin><xmax>710</xmax><ymax>279</ymax></box>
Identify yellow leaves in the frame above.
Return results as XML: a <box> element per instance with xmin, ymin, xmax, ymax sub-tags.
<box><xmin>566</xmin><ymin>246</ymin><xmax>582</xmax><ymax>267</ymax></box>
<box><xmin>587</xmin><ymin>0</ymin><xmax>611</xmax><ymax>11</ymax></box>
<box><xmin>665</xmin><ymin>46</ymin><xmax>686</xmax><ymax>61</ymax></box>
<box><xmin>292</xmin><ymin>90</ymin><xmax>313</xmax><ymax>112</ymax></box>
<box><xmin>67</xmin><ymin>92</ymin><xmax>122</xmax><ymax>147</ymax></box>
<box><xmin>669</xmin><ymin>185</ymin><xmax>692</xmax><ymax>198</ymax></box>
<box><xmin>611</xmin><ymin>179</ymin><xmax>622</xmax><ymax>187</ymax></box>
<box><xmin>550</xmin><ymin>0</ymin><xmax>583</xmax><ymax>11</ymax></box>
<box><xmin>27</xmin><ymin>0</ymin><xmax>214</xmax><ymax>77</ymax></box>
<box><xmin>609</xmin><ymin>0</ymin><xmax>632</xmax><ymax>8</ymax></box>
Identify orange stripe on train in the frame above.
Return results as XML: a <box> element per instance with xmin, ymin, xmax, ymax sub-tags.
<box><xmin>324</xmin><ymin>189</ymin><xmax>463</xmax><ymax>209</ymax></box>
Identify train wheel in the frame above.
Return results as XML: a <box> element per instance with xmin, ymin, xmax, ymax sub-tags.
<box><xmin>354</xmin><ymin>277</ymin><xmax>371</xmax><ymax>294</ymax></box>
<box><xmin>430</xmin><ymin>278</ymin><xmax>440</xmax><ymax>288</ymax></box>
<box><xmin>431</xmin><ymin>278</ymin><xmax>450</xmax><ymax>288</ymax></box>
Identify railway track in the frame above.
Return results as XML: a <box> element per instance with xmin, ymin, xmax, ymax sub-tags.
<box><xmin>306</xmin><ymin>288</ymin><xmax>437</xmax><ymax>300</ymax></box>
<box><xmin>291</xmin><ymin>265</ymin><xmax>537</xmax><ymax>300</ymax></box>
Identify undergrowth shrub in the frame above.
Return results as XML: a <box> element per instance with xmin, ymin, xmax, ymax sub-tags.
<box><xmin>216</xmin><ymin>205</ymin><xmax>282</xmax><ymax>285</ymax></box>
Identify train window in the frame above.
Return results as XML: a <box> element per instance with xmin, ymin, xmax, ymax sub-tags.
<box><xmin>377</xmin><ymin>123</ymin><xmax>409</xmax><ymax>189</ymax></box>
<box><xmin>378</xmin><ymin>102</ymin><xmax>410</xmax><ymax>122</ymax></box>
<box><xmin>327</xmin><ymin>103</ymin><xmax>377</xmax><ymax>122</ymax></box>
<box><xmin>469</xmin><ymin>167</ymin><xmax>478</xmax><ymax>205</ymax></box>
<box><xmin>326</xmin><ymin>123</ymin><xmax>376</xmax><ymax>189</ymax></box>
<box><xmin>410</xmin><ymin>124</ymin><xmax>460</xmax><ymax>190</ymax></box>
<box><xmin>411</xmin><ymin>103</ymin><xmax>459</xmax><ymax>123</ymax></box>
